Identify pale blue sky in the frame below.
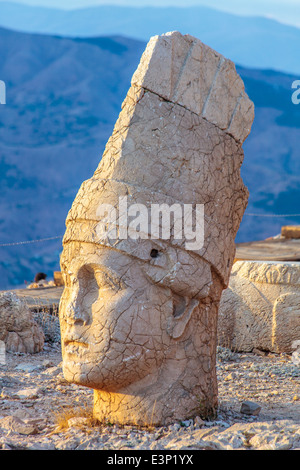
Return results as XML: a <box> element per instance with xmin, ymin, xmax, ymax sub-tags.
<box><xmin>1</xmin><ymin>0</ymin><xmax>300</xmax><ymax>28</ymax></box>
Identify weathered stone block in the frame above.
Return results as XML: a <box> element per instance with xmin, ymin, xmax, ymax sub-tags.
<box><xmin>218</xmin><ymin>260</ymin><xmax>300</xmax><ymax>353</ymax></box>
<box><xmin>281</xmin><ymin>225</ymin><xmax>300</xmax><ymax>239</ymax></box>
<box><xmin>0</xmin><ymin>292</ymin><xmax>44</xmax><ymax>354</ymax></box>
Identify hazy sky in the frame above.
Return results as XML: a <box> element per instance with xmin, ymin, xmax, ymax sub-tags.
<box><xmin>1</xmin><ymin>0</ymin><xmax>300</xmax><ymax>28</ymax></box>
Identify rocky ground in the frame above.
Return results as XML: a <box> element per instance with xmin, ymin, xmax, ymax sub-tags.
<box><xmin>0</xmin><ymin>340</ymin><xmax>299</xmax><ymax>451</ymax></box>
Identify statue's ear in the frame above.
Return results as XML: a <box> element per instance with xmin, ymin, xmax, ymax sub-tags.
<box><xmin>167</xmin><ymin>294</ymin><xmax>199</xmax><ymax>339</ymax></box>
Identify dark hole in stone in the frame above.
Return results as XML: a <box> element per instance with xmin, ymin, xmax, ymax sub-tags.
<box><xmin>150</xmin><ymin>249</ymin><xmax>159</xmax><ymax>259</ymax></box>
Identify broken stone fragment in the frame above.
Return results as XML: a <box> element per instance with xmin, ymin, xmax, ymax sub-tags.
<box><xmin>240</xmin><ymin>401</ymin><xmax>261</xmax><ymax>416</ymax></box>
<box><xmin>218</xmin><ymin>260</ymin><xmax>300</xmax><ymax>353</ymax></box>
<box><xmin>0</xmin><ymin>292</ymin><xmax>44</xmax><ymax>354</ymax></box>
<box><xmin>0</xmin><ymin>416</ymin><xmax>38</xmax><ymax>435</ymax></box>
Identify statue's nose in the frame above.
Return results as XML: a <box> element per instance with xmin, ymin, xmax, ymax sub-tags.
<box><xmin>63</xmin><ymin>288</ymin><xmax>90</xmax><ymax>326</ymax></box>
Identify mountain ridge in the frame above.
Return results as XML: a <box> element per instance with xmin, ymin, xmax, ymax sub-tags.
<box><xmin>0</xmin><ymin>2</ymin><xmax>299</xmax><ymax>74</ymax></box>
<box><xmin>0</xmin><ymin>26</ymin><xmax>299</xmax><ymax>289</ymax></box>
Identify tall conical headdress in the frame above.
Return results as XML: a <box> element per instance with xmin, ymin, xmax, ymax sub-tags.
<box><xmin>63</xmin><ymin>31</ymin><xmax>254</xmax><ymax>298</ymax></box>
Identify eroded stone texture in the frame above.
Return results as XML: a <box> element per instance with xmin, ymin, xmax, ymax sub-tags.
<box><xmin>59</xmin><ymin>31</ymin><xmax>254</xmax><ymax>426</ymax></box>
<box><xmin>218</xmin><ymin>261</ymin><xmax>300</xmax><ymax>353</ymax></box>
<box><xmin>131</xmin><ymin>32</ymin><xmax>254</xmax><ymax>144</ymax></box>
<box><xmin>0</xmin><ymin>292</ymin><xmax>44</xmax><ymax>354</ymax></box>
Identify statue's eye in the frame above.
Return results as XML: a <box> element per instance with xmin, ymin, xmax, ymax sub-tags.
<box><xmin>150</xmin><ymin>249</ymin><xmax>159</xmax><ymax>259</ymax></box>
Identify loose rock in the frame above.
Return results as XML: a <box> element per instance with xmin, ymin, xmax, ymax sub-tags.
<box><xmin>240</xmin><ymin>401</ymin><xmax>261</xmax><ymax>416</ymax></box>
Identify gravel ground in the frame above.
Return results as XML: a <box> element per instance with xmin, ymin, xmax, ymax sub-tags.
<box><xmin>0</xmin><ymin>343</ymin><xmax>299</xmax><ymax>451</ymax></box>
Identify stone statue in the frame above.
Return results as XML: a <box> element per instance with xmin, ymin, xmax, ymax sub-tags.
<box><xmin>219</xmin><ymin>260</ymin><xmax>300</xmax><ymax>354</ymax></box>
<box><xmin>0</xmin><ymin>292</ymin><xmax>44</xmax><ymax>354</ymax></box>
<box><xmin>59</xmin><ymin>31</ymin><xmax>254</xmax><ymax>426</ymax></box>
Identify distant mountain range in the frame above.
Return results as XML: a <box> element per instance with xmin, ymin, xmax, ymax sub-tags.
<box><xmin>0</xmin><ymin>25</ymin><xmax>299</xmax><ymax>289</ymax></box>
<box><xmin>0</xmin><ymin>2</ymin><xmax>300</xmax><ymax>74</ymax></box>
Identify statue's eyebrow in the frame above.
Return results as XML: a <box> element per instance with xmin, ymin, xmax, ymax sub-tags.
<box><xmin>93</xmin><ymin>265</ymin><xmax>127</xmax><ymax>290</ymax></box>
<box><xmin>94</xmin><ymin>265</ymin><xmax>118</xmax><ymax>280</ymax></box>
<box><xmin>64</xmin><ymin>260</ymin><xmax>127</xmax><ymax>290</ymax></box>
<box><xmin>66</xmin><ymin>261</ymin><xmax>117</xmax><ymax>279</ymax></box>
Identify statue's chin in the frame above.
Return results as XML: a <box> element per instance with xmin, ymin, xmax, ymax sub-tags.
<box><xmin>61</xmin><ymin>357</ymin><xmax>126</xmax><ymax>391</ymax></box>
<box><xmin>61</xmin><ymin>357</ymin><xmax>92</xmax><ymax>386</ymax></box>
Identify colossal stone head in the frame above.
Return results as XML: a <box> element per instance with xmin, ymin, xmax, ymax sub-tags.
<box><xmin>59</xmin><ymin>31</ymin><xmax>254</xmax><ymax>426</ymax></box>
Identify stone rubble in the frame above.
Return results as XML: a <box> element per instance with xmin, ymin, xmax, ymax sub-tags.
<box><xmin>0</xmin><ymin>292</ymin><xmax>44</xmax><ymax>354</ymax></box>
<box><xmin>0</xmin><ymin>343</ymin><xmax>299</xmax><ymax>450</ymax></box>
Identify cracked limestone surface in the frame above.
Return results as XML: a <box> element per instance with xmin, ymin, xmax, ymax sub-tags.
<box><xmin>219</xmin><ymin>260</ymin><xmax>300</xmax><ymax>354</ymax></box>
<box><xmin>59</xmin><ymin>31</ymin><xmax>254</xmax><ymax>426</ymax></box>
<box><xmin>0</xmin><ymin>292</ymin><xmax>44</xmax><ymax>354</ymax></box>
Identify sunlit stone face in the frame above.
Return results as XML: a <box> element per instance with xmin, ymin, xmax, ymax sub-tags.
<box><xmin>59</xmin><ymin>241</ymin><xmax>173</xmax><ymax>392</ymax></box>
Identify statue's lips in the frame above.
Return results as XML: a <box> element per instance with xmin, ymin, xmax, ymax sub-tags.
<box><xmin>64</xmin><ymin>340</ymin><xmax>89</xmax><ymax>350</ymax></box>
